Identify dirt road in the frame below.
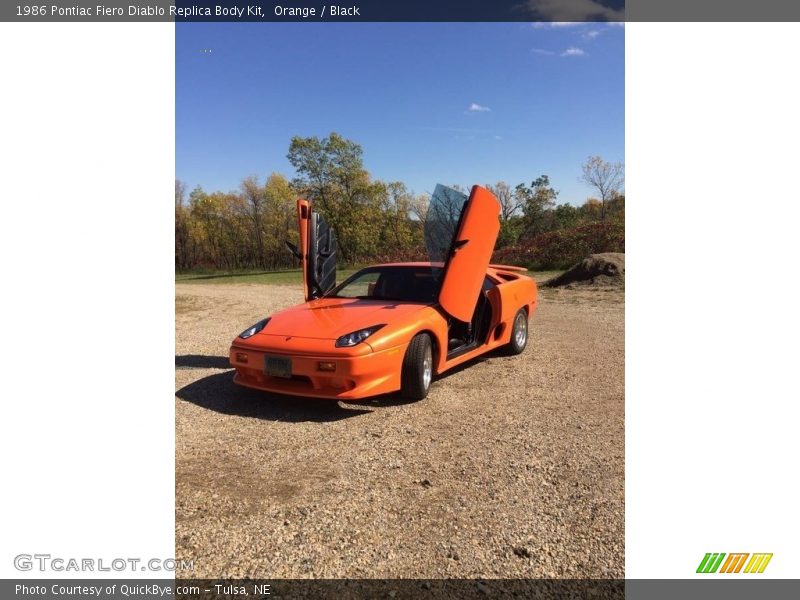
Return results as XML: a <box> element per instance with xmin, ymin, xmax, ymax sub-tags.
<box><xmin>175</xmin><ymin>282</ymin><xmax>624</xmax><ymax>578</ymax></box>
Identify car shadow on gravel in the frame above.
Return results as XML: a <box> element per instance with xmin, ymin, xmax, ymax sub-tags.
<box><xmin>175</xmin><ymin>354</ymin><xmax>231</xmax><ymax>369</ymax></box>
<box><xmin>176</xmin><ymin>369</ymin><xmax>379</xmax><ymax>422</ymax></box>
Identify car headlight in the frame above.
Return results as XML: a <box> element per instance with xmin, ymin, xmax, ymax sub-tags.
<box><xmin>239</xmin><ymin>318</ymin><xmax>270</xmax><ymax>339</ymax></box>
<box><xmin>335</xmin><ymin>325</ymin><xmax>385</xmax><ymax>348</ymax></box>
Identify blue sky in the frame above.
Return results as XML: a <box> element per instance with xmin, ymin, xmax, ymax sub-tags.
<box><xmin>176</xmin><ymin>22</ymin><xmax>623</xmax><ymax>205</ymax></box>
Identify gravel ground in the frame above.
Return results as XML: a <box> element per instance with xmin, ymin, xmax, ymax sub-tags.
<box><xmin>175</xmin><ymin>282</ymin><xmax>624</xmax><ymax>578</ymax></box>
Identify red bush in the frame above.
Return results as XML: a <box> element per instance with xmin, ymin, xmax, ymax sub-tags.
<box><xmin>492</xmin><ymin>221</ymin><xmax>625</xmax><ymax>270</ymax></box>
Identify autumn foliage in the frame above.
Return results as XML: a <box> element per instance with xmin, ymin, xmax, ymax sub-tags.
<box><xmin>492</xmin><ymin>220</ymin><xmax>625</xmax><ymax>270</ymax></box>
<box><xmin>176</xmin><ymin>134</ymin><xmax>624</xmax><ymax>273</ymax></box>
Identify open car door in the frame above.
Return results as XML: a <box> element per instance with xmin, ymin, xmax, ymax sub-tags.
<box><xmin>425</xmin><ymin>185</ymin><xmax>501</xmax><ymax>322</ymax></box>
<box><xmin>286</xmin><ymin>199</ymin><xmax>337</xmax><ymax>301</ymax></box>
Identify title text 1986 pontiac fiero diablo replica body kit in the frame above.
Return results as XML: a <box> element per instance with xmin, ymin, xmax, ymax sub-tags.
<box><xmin>229</xmin><ymin>184</ymin><xmax>537</xmax><ymax>400</ymax></box>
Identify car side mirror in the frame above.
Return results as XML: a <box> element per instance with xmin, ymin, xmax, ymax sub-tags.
<box><xmin>452</xmin><ymin>239</ymin><xmax>469</xmax><ymax>254</ymax></box>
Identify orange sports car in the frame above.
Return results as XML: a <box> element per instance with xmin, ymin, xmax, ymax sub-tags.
<box><xmin>229</xmin><ymin>184</ymin><xmax>537</xmax><ymax>400</ymax></box>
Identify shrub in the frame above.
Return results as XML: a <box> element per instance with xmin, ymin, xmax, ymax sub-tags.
<box><xmin>492</xmin><ymin>220</ymin><xmax>624</xmax><ymax>270</ymax></box>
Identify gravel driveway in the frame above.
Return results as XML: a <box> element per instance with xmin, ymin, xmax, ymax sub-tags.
<box><xmin>175</xmin><ymin>282</ymin><xmax>624</xmax><ymax>578</ymax></box>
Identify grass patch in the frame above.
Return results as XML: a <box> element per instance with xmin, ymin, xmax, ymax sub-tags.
<box><xmin>527</xmin><ymin>270</ymin><xmax>563</xmax><ymax>284</ymax></box>
<box><xmin>176</xmin><ymin>268</ymin><xmax>562</xmax><ymax>286</ymax></box>
<box><xmin>176</xmin><ymin>268</ymin><xmax>359</xmax><ymax>286</ymax></box>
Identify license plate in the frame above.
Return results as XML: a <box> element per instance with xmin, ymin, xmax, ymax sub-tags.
<box><xmin>265</xmin><ymin>356</ymin><xmax>292</xmax><ymax>379</ymax></box>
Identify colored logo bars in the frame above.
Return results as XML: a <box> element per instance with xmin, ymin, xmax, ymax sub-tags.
<box><xmin>696</xmin><ymin>553</ymin><xmax>773</xmax><ymax>573</ymax></box>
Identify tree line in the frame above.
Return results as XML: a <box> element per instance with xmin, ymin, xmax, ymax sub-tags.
<box><xmin>175</xmin><ymin>132</ymin><xmax>624</xmax><ymax>271</ymax></box>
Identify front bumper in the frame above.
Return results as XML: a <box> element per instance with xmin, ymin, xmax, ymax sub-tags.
<box><xmin>229</xmin><ymin>342</ymin><xmax>407</xmax><ymax>400</ymax></box>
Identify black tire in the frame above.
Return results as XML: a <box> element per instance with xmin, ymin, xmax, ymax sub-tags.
<box><xmin>400</xmin><ymin>333</ymin><xmax>434</xmax><ymax>400</ymax></box>
<box><xmin>505</xmin><ymin>308</ymin><xmax>529</xmax><ymax>355</ymax></box>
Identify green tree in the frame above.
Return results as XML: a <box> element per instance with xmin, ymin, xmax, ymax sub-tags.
<box><xmin>379</xmin><ymin>181</ymin><xmax>422</xmax><ymax>251</ymax></box>
<box><xmin>516</xmin><ymin>175</ymin><xmax>559</xmax><ymax>238</ymax></box>
<box><xmin>175</xmin><ymin>180</ymin><xmax>192</xmax><ymax>270</ymax></box>
<box><xmin>287</xmin><ymin>132</ymin><xmax>383</xmax><ymax>262</ymax></box>
<box><xmin>552</xmin><ymin>203</ymin><xmax>580</xmax><ymax>230</ymax></box>
<box><xmin>262</xmin><ymin>173</ymin><xmax>298</xmax><ymax>269</ymax></box>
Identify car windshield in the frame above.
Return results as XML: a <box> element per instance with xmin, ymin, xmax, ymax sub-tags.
<box><xmin>326</xmin><ymin>265</ymin><xmax>442</xmax><ymax>303</ymax></box>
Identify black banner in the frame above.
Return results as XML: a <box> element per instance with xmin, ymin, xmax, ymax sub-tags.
<box><xmin>5</xmin><ymin>0</ymin><xmax>800</xmax><ymax>22</ymax></box>
<box><xmin>5</xmin><ymin>579</ymin><xmax>800</xmax><ymax>600</ymax></box>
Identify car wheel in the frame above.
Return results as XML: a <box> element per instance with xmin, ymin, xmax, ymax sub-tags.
<box><xmin>400</xmin><ymin>333</ymin><xmax>434</xmax><ymax>400</ymax></box>
<box><xmin>506</xmin><ymin>308</ymin><xmax>528</xmax><ymax>355</ymax></box>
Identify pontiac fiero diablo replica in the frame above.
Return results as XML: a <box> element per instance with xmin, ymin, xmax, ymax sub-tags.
<box><xmin>229</xmin><ymin>184</ymin><xmax>537</xmax><ymax>400</ymax></box>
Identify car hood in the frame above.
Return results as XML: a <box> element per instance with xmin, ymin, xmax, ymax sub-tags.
<box><xmin>256</xmin><ymin>297</ymin><xmax>429</xmax><ymax>340</ymax></box>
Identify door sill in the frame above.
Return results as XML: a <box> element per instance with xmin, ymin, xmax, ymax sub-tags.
<box><xmin>446</xmin><ymin>340</ymin><xmax>479</xmax><ymax>361</ymax></box>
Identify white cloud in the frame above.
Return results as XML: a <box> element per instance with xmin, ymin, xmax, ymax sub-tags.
<box><xmin>467</xmin><ymin>103</ymin><xmax>491</xmax><ymax>113</ymax></box>
<box><xmin>531</xmin><ymin>21</ymin><xmax>582</xmax><ymax>28</ymax></box>
<box><xmin>522</xmin><ymin>0</ymin><xmax>624</xmax><ymax>21</ymax></box>
<box><xmin>531</xmin><ymin>20</ymin><xmax>625</xmax><ymax>33</ymax></box>
<box><xmin>532</xmin><ymin>46</ymin><xmax>589</xmax><ymax>58</ymax></box>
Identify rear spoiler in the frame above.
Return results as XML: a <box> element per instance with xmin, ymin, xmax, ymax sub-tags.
<box><xmin>488</xmin><ymin>264</ymin><xmax>528</xmax><ymax>273</ymax></box>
